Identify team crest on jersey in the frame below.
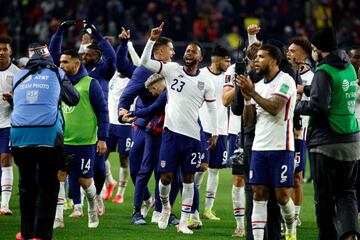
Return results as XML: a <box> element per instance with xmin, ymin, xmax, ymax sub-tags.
<box><xmin>26</xmin><ymin>90</ymin><xmax>38</xmax><ymax>104</ymax></box>
<box><xmin>160</xmin><ymin>160</ymin><xmax>166</xmax><ymax>168</ymax></box>
<box><xmin>197</xmin><ymin>81</ymin><xmax>204</xmax><ymax>90</ymax></box>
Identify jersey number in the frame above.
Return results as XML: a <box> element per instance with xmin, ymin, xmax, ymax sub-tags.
<box><xmin>171</xmin><ymin>79</ymin><xmax>185</xmax><ymax>92</ymax></box>
<box><xmin>81</xmin><ymin>158</ymin><xmax>91</xmax><ymax>171</ymax></box>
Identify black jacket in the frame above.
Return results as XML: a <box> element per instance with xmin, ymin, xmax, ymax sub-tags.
<box><xmin>295</xmin><ymin>50</ymin><xmax>360</xmax><ymax>148</ymax></box>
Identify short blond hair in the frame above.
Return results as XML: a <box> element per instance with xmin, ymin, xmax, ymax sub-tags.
<box><xmin>145</xmin><ymin>73</ymin><xmax>165</xmax><ymax>89</ymax></box>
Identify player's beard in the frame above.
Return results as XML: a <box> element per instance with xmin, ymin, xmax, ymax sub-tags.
<box><xmin>257</xmin><ymin>65</ymin><xmax>270</xmax><ymax>76</ymax></box>
<box><xmin>184</xmin><ymin>58</ymin><xmax>197</xmax><ymax>68</ymax></box>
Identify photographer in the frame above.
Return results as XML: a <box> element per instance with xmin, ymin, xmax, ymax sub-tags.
<box><xmin>11</xmin><ymin>43</ymin><xmax>79</xmax><ymax>240</ymax></box>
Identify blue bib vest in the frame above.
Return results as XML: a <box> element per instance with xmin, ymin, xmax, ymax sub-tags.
<box><xmin>10</xmin><ymin>67</ymin><xmax>65</xmax><ymax>147</ymax></box>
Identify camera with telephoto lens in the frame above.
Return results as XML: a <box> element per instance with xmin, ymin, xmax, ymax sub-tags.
<box><xmin>229</xmin><ymin>132</ymin><xmax>244</xmax><ymax>166</ymax></box>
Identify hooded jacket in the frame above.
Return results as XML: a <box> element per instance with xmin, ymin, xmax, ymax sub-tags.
<box><xmin>295</xmin><ymin>50</ymin><xmax>360</xmax><ymax>147</ymax></box>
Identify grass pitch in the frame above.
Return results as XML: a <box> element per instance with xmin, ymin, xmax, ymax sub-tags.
<box><xmin>1</xmin><ymin>153</ymin><xmax>318</xmax><ymax>239</ymax></box>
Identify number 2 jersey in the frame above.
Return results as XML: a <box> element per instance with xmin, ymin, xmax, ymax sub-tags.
<box><xmin>252</xmin><ymin>71</ymin><xmax>297</xmax><ymax>151</ymax></box>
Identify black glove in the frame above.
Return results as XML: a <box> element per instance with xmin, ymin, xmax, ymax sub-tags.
<box><xmin>83</xmin><ymin>19</ymin><xmax>96</xmax><ymax>34</ymax></box>
<box><xmin>59</xmin><ymin>20</ymin><xmax>76</xmax><ymax>31</ymax></box>
<box><xmin>83</xmin><ymin>20</ymin><xmax>102</xmax><ymax>39</ymax></box>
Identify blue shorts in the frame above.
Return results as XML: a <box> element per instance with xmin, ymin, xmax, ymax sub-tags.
<box><xmin>106</xmin><ymin>124</ymin><xmax>132</xmax><ymax>155</ymax></box>
<box><xmin>0</xmin><ymin>127</ymin><xmax>10</xmax><ymax>153</ymax></box>
<box><xmin>158</xmin><ymin>128</ymin><xmax>201</xmax><ymax>173</ymax></box>
<box><xmin>249</xmin><ymin>150</ymin><xmax>294</xmax><ymax>188</ymax></box>
<box><xmin>203</xmin><ymin>132</ymin><xmax>227</xmax><ymax>169</ymax></box>
<box><xmin>294</xmin><ymin>139</ymin><xmax>306</xmax><ymax>172</ymax></box>
<box><xmin>65</xmin><ymin>144</ymin><xmax>96</xmax><ymax>179</ymax></box>
<box><xmin>200</xmin><ymin>130</ymin><xmax>210</xmax><ymax>164</ymax></box>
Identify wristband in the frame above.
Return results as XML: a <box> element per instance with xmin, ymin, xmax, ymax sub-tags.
<box><xmin>244</xmin><ymin>99</ymin><xmax>252</xmax><ymax>106</ymax></box>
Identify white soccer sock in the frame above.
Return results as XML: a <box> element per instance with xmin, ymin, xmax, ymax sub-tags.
<box><xmin>232</xmin><ymin>185</ymin><xmax>245</xmax><ymax>229</ymax></box>
<box><xmin>252</xmin><ymin>200</ymin><xmax>267</xmax><ymax>240</ymax></box>
<box><xmin>279</xmin><ymin>198</ymin><xmax>296</xmax><ymax>234</ymax></box>
<box><xmin>159</xmin><ymin>180</ymin><xmax>171</xmax><ymax>209</ymax></box>
<box><xmin>205</xmin><ymin>168</ymin><xmax>219</xmax><ymax>210</ymax></box>
<box><xmin>116</xmin><ymin>167</ymin><xmax>129</xmax><ymax>196</ymax></box>
<box><xmin>191</xmin><ymin>210</ymin><xmax>200</xmax><ymax>220</ymax></box>
<box><xmin>295</xmin><ymin>205</ymin><xmax>301</xmax><ymax>216</ymax></box>
<box><xmin>194</xmin><ymin>171</ymin><xmax>205</xmax><ymax>189</ymax></box>
<box><xmin>105</xmin><ymin>160</ymin><xmax>115</xmax><ymax>184</ymax></box>
<box><xmin>181</xmin><ymin>182</ymin><xmax>194</xmax><ymax>225</ymax></box>
<box><xmin>84</xmin><ymin>182</ymin><xmax>97</xmax><ymax>214</ymax></box>
<box><xmin>81</xmin><ymin>187</ymin><xmax>85</xmax><ymax>206</ymax></box>
<box><xmin>55</xmin><ymin>182</ymin><xmax>65</xmax><ymax>219</ymax></box>
<box><xmin>1</xmin><ymin>166</ymin><xmax>13</xmax><ymax>208</ymax></box>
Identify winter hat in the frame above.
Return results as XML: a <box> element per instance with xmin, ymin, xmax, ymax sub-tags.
<box><xmin>28</xmin><ymin>43</ymin><xmax>51</xmax><ymax>58</ymax></box>
<box><xmin>310</xmin><ymin>28</ymin><xmax>338</xmax><ymax>52</ymax></box>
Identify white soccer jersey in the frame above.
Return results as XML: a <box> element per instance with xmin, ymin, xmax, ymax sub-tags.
<box><xmin>223</xmin><ymin>64</ymin><xmax>241</xmax><ymax>135</ymax></box>
<box><xmin>108</xmin><ymin>72</ymin><xmax>134</xmax><ymax>125</ymax></box>
<box><xmin>0</xmin><ymin>63</ymin><xmax>20</xmax><ymax>128</ymax></box>
<box><xmin>160</xmin><ymin>62</ymin><xmax>217</xmax><ymax>140</ymax></box>
<box><xmin>298</xmin><ymin>69</ymin><xmax>314</xmax><ymax>140</ymax></box>
<box><xmin>252</xmin><ymin>71</ymin><xmax>296</xmax><ymax>151</ymax></box>
<box><xmin>199</xmin><ymin>67</ymin><xmax>228</xmax><ymax>135</ymax></box>
<box><xmin>141</xmin><ymin>39</ymin><xmax>217</xmax><ymax>140</ymax></box>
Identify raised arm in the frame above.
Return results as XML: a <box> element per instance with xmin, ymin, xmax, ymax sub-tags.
<box><xmin>140</xmin><ymin>22</ymin><xmax>164</xmax><ymax>73</ymax></box>
<box><xmin>116</xmin><ymin>27</ymin><xmax>136</xmax><ymax>78</ymax></box>
<box><xmin>49</xmin><ymin>21</ymin><xmax>76</xmax><ymax>65</ymax></box>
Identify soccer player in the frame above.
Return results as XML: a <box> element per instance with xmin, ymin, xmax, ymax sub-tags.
<box><xmin>0</xmin><ymin>34</ymin><xmax>20</xmax><ymax>215</ymax></box>
<box><xmin>102</xmin><ymin>71</ymin><xmax>132</xmax><ymax>203</ymax></box>
<box><xmin>239</xmin><ymin>44</ymin><xmax>297</xmax><ymax>240</ymax></box>
<box><xmin>197</xmin><ymin>44</ymin><xmax>231</xmax><ymax>221</ymax></box>
<box><xmin>223</xmin><ymin>63</ymin><xmax>246</xmax><ymax>237</ymax></box>
<box><xmin>141</xmin><ymin>22</ymin><xmax>218</xmax><ymax>234</ymax></box>
<box><xmin>102</xmin><ymin>28</ymin><xmax>140</xmax><ymax>203</ymax></box>
<box><xmin>118</xmin><ymin>30</ymin><xmax>179</xmax><ymax>225</ymax></box>
<box><xmin>286</xmin><ymin>37</ymin><xmax>314</xmax><ymax>226</ymax></box>
<box><xmin>50</xmin><ymin>20</ymin><xmax>115</xmax><ymax>216</ymax></box>
<box><xmin>53</xmin><ymin>50</ymin><xmax>109</xmax><ymax>229</ymax></box>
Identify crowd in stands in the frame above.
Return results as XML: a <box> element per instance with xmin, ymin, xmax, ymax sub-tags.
<box><xmin>0</xmin><ymin>0</ymin><xmax>359</xmax><ymax>59</ymax></box>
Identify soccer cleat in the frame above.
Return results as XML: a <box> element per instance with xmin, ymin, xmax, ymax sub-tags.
<box><xmin>141</xmin><ymin>198</ymin><xmax>154</xmax><ymax>218</ymax></box>
<box><xmin>15</xmin><ymin>232</ymin><xmax>23</xmax><ymax>240</ymax></box>
<box><xmin>168</xmin><ymin>213</ymin><xmax>180</xmax><ymax>225</ymax></box>
<box><xmin>102</xmin><ymin>182</ymin><xmax>117</xmax><ymax>200</ymax></box>
<box><xmin>0</xmin><ymin>206</ymin><xmax>13</xmax><ymax>215</ymax></box>
<box><xmin>112</xmin><ymin>194</ymin><xmax>124</xmax><ymax>204</ymax></box>
<box><xmin>203</xmin><ymin>209</ymin><xmax>220</xmax><ymax>220</ymax></box>
<box><xmin>96</xmin><ymin>195</ymin><xmax>105</xmax><ymax>216</ymax></box>
<box><xmin>295</xmin><ymin>215</ymin><xmax>302</xmax><ymax>227</ymax></box>
<box><xmin>232</xmin><ymin>227</ymin><xmax>245</xmax><ymax>237</ymax></box>
<box><xmin>158</xmin><ymin>208</ymin><xmax>171</xmax><ymax>229</ymax></box>
<box><xmin>176</xmin><ymin>224</ymin><xmax>194</xmax><ymax>234</ymax></box>
<box><xmin>53</xmin><ymin>218</ymin><xmax>64</xmax><ymax>229</ymax></box>
<box><xmin>88</xmin><ymin>211</ymin><xmax>99</xmax><ymax>228</ymax></box>
<box><xmin>63</xmin><ymin>198</ymin><xmax>73</xmax><ymax>210</ymax></box>
<box><xmin>187</xmin><ymin>217</ymin><xmax>203</xmax><ymax>229</ymax></box>
<box><xmin>131</xmin><ymin>211</ymin><xmax>146</xmax><ymax>225</ymax></box>
<box><xmin>151</xmin><ymin>211</ymin><xmax>161</xmax><ymax>223</ymax></box>
<box><xmin>69</xmin><ymin>205</ymin><xmax>83</xmax><ymax>218</ymax></box>
<box><xmin>285</xmin><ymin>233</ymin><xmax>297</xmax><ymax>240</ymax></box>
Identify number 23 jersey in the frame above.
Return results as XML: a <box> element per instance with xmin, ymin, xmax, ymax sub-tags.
<box><xmin>159</xmin><ymin>62</ymin><xmax>216</xmax><ymax>141</ymax></box>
